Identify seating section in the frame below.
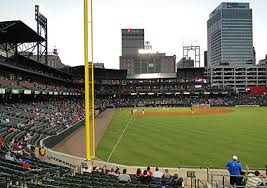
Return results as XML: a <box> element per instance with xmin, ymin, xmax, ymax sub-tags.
<box><xmin>27</xmin><ymin>172</ymin><xmax>172</xmax><ymax>188</ymax></box>
<box><xmin>0</xmin><ymin>98</ymin><xmax>84</xmax><ymax>187</ymax></box>
<box><xmin>0</xmin><ymin>99</ymin><xmax>84</xmax><ymax>147</ymax></box>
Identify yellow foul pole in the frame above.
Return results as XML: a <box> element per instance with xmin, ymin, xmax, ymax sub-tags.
<box><xmin>84</xmin><ymin>0</ymin><xmax>91</xmax><ymax>160</ymax></box>
<box><xmin>90</xmin><ymin>0</ymin><xmax>95</xmax><ymax>158</ymax></box>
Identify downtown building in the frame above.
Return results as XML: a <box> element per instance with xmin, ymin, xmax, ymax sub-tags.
<box><xmin>120</xmin><ymin>28</ymin><xmax>176</xmax><ymax>75</ymax></box>
<box><xmin>206</xmin><ymin>2</ymin><xmax>267</xmax><ymax>91</ymax></box>
<box><xmin>207</xmin><ymin>2</ymin><xmax>254</xmax><ymax>66</ymax></box>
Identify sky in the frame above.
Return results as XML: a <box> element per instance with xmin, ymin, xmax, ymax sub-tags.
<box><xmin>0</xmin><ymin>0</ymin><xmax>266</xmax><ymax>69</ymax></box>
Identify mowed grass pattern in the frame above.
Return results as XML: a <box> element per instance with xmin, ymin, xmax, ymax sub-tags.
<box><xmin>96</xmin><ymin>107</ymin><xmax>267</xmax><ymax>168</ymax></box>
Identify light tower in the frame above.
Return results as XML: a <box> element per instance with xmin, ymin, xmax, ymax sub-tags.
<box><xmin>35</xmin><ymin>5</ymin><xmax>48</xmax><ymax>65</ymax></box>
<box><xmin>183</xmin><ymin>45</ymin><xmax>200</xmax><ymax>67</ymax></box>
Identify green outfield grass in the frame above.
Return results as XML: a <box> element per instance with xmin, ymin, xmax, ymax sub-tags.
<box><xmin>96</xmin><ymin>107</ymin><xmax>267</xmax><ymax>168</ymax></box>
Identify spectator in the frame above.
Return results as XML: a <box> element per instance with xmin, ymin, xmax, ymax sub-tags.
<box><xmin>226</xmin><ymin>155</ymin><xmax>242</xmax><ymax>186</ymax></box>
<box><xmin>8</xmin><ymin>127</ymin><xmax>16</xmax><ymax>132</ymax></box>
<box><xmin>24</xmin><ymin>133</ymin><xmax>31</xmax><ymax>142</ymax></box>
<box><xmin>0</xmin><ymin>136</ymin><xmax>4</xmax><ymax>150</ymax></box>
<box><xmin>91</xmin><ymin>166</ymin><xmax>98</xmax><ymax>173</ymax></box>
<box><xmin>136</xmin><ymin>168</ymin><xmax>143</xmax><ymax>177</ymax></box>
<box><xmin>21</xmin><ymin>141</ymin><xmax>28</xmax><ymax>150</ymax></box>
<box><xmin>162</xmin><ymin>169</ymin><xmax>171</xmax><ymax>179</ymax></box>
<box><xmin>39</xmin><ymin>146</ymin><xmax>46</xmax><ymax>157</ymax></box>
<box><xmin>4</xmin><ymin>151</ymin><xmax>12</xmax><ymax>160</ymax></box>
<box><xmin>153</xmin><ymin>167</ymin><xmax>163</xmax><ymax>178</ymax></box>
<box><xmin>246</xmin><ymin>170</ymin><xmax>263</xmax><ymax>187</ymax></box>
<box><xmin>22</xmin><ymin>160</ymin><xmax>31</xmax><ymax>171</ymax></box>
<box><xmin>115</xmin><ymin>167</ymin><xmax>120</xmax><ymax>175</ymax></box>
<box><xmin>10</xmin><ymin>153</ymin><xmax>16</xmax><ymax>161</ymax></box>
<box><xmin>13</xmin><ymin>139</ymin><xmax>19</xmax><ymax>149</ymax></box>
<box><xmin>118</xmin><ymin>169</ymin><xmax>131</xmax><ymax>182</ymax></box>
<box><xmin>107</xmin><ymin>168</ymin><xmax>117</xmax><ymax>176</ymax></box>
<box><xmin>5</xmin><ymin>118</ymin><xmax>10</xmax><ymax>124</ymax></box>
<box><xmin>98</xmin><ymin>165</ymin><xmax>107</xmax><ymax>174</ymax></box>
<box><xmin>158</xmin><ymin>179</ymin><xmax>169</xmax><ymax>188</ymax></box>
<box><xmin>240</xmin><ymin>169</ymin><xmax>247</xmax><ymax>187</ymax></box>
<box><xmin>82</xmin><ymin>166</ymin><xmax>90</xmax><ymax>174</ymax></box>
<box><xmin>139</xmin><ymin>170</ymin><xmax>152</xmax><ymax>184</ymax></box>
<box><xmin>147</xmin><ymin>166</ymin><xmax>153</xmax><ymax>176</ymax></box>
<box><xmin>171</xmin><ymin>174</ymin><xmax>183</xmax><ymax>188</ymax></box>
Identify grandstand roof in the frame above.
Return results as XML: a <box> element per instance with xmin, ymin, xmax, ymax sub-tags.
<box><xmin>0</xmin><ymin>20</ymin><xmax>45</xmax><ymax>43</ymax></box>
<box><xmin>70</xmin><ymin>66</ymin><xmax>127</xmax><ymax>80</ymax></box>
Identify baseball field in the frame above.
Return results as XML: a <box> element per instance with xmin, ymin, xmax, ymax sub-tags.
<box><xmin>96</xmin><ymin>107</ymin><xmax>267</xmax><ymax>168</ymax></box>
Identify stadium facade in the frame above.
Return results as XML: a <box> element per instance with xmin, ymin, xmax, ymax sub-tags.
<box><xmin>205</xmin><ymin>64</ymin><xmax>267</xmax><ymax>91</ymax></box>
<box><xmin>120</xmin><ymin>52</ymin><xmax>176</xmax><ymax>75</ymax></box>
<box><xmin>207</xmin><ymin>2</ymin><xmax>254</xmax><ymax>66</ymax></box>
<box><xmin>120</xmin><ymin>28</ymin><xmax>176</xmax><ymax>75</ymax></box>
<box><xmin>177</xmin><ymin>57</ymin><xmax>194</xmax><ymax>68</ymax></box>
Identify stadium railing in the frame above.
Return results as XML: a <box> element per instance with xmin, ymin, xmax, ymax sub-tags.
<box><xmin>208</xmin><ymin>172</ymin><xmax>267</xmax><ymax>188</ymax></box>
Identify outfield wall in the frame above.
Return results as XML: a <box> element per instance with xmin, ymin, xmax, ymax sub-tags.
<box><xmin>40</xmin><ymin>120</ymin><xmax>85</xmax><ymax>170</ymax></box>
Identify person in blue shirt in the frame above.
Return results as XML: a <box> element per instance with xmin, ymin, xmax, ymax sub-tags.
<box><xmin>158</xmin><ymin>179</ymin><xmax>169</xmax><ymax>188</ymax></box>
<box><xmin>226</xmin><ymin>155</ymin><xmax>243</xmax><ymax>186</ymax></box>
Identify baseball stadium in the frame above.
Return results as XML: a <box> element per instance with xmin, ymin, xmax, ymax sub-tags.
<box><xmin>1</xmin><ymin>1</ymin><xmax>267</xmax><ymax>188</ymax></box>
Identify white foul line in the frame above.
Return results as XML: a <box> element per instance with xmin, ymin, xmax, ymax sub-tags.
<box><xmin>107</xmin><ymin>115</ymin><xmax>133</xmax><ymax>162</ymax></box>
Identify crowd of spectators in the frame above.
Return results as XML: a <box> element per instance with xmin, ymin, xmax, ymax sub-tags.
<box><xmin>0</xmin><ymin>74</ymin><xmax>81</xmax><ymax>93</ymax></box>
<box><xmin>87</xmin><ymin>165</ymin><xmax>186</xmax><ymax>188</ymax></box>
<box><xmin>94</xmin><ymin>84</ymin><xmax>234</xmax><ymax>95</ymax></box>
<box><xmin>0</xmin><ymin>98</ymin><xmax>84</xmax><ymax>166</ymax></box>
<box><xmin>94</xmin><ymin>95</ymin><xmax>267</xmax><ymax>110</ymax></box>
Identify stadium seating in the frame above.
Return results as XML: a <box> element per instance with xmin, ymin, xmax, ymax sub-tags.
<box><xmin>1</xmin><ymin>67</ymin><xmax>267</xmax><ymax>187</ymax></box>
<box><xmin>25</xmin><ymin>171</ymin><xmax>172</xmax><ymax>188</ymax></box>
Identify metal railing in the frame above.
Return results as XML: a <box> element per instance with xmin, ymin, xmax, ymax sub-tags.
<box><xmin>197</xmin><ymin>178</ymin><xmax>206</xmax><ymax>188</ymax></box>
<box><xmin>208</xmin><ymin>173</ymin><xmax>267</xmax><ymax>188</ymax></box>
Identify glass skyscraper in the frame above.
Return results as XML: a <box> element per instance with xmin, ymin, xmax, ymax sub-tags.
<box><xmin>207</xmin><ymin>2</ymin><xmax>253</xmax><ymax>66</ymax></box>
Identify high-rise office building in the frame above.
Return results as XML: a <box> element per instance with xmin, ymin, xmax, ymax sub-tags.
<box><xmin>121</xmin><ymin>29</ymin><xmax>144</xmax><ymax>56</ymax></box>
<box><xmin>207</xmin><ymin>2</ymin><xmax>253</xmax><ymax>66</ymax></box>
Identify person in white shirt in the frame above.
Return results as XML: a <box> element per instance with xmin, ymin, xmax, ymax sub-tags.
<box><xmin>82</xmin><ymin>166</ymin><xmax>91</xmax><ymax>173</ymax></box>
<box><xmin>118</xmin><ymin>169</ymin><xmax>131</xmax><ymax>182</ymax></box>
<box><xmin>153</xmin><ymin>167</ymin><xmax>163</xmax><ymax>178</ymax></box>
